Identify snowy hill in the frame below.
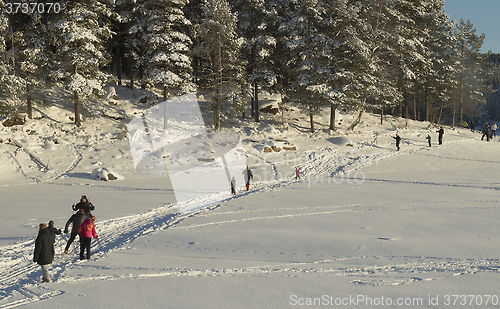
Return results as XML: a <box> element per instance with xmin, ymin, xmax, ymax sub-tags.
<box><xmin>1</xmin><ymin>85</ymin><xmax>500</xmax><ymax>308</ymax></box>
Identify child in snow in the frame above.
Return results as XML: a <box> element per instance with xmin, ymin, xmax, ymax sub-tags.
<box><xmin>393</xmin><ymin>134</ymin><xmax>401</xmax><ymax>151</ymax></box>
<box><xmin>33</xmin><ymin>223</ymin><xmax>54</xmax><ymax>283</ymax></box>
<box><xmin>482</xmin><ymin>123</ymin><xmax>490</xmax><ymax>141</ymax></box>
<box><xmin>295</xmin><ymin>167</ymin><xmax>300</xmax><ymax>180</ymax></box>
<box><xmin>426</xmin><ymin>134</ymin><xmax>431</xmax><ymax>147</ymax></box>
<box><xmin>78</xmin><ymin>215</ymin><xmax>98</xmax><ymax>260</ymax></box>
<box><xmin>47</xmin><ymin>220</ymin><xmax>61</xmax><ymax>246</ymax></box>
<box><xmin>231</xmin><ymin>177</ymin><xmax>237</xmax><ymax>195</ymax></box>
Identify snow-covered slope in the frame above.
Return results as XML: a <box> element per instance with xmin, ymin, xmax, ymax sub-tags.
<box><xmin>1</xmin><ymin>86</ymin><xmax>499</xmax><ymax>308</ymax></box>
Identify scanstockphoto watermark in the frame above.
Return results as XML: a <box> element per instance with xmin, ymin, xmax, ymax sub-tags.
<box><xmin>290</xmin><ymin>294</ymin><xmax>424</xmax><ymax>307</ymax></box>
<box><xmin>290</xmin><ymin>294</ymin><xmax>500</xmax><ymax>307</ymax></box>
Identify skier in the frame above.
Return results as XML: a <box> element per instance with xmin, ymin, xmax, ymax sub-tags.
<box><xmin>231</xmin><ymin>177</ymin><xmax>237</xmax><ymax>195</ymax></box>
<box><xmin>63</xmin><ymin>209</ymin><xmax>87</xmax><ymax>254</ymax></box>
<box><xmin>393</xmin><ymin>134</ymin><xmax>401</xmax><ymax>151</ymax></box>
<box><xmin>437</xmin><ymin>127</ymin><xmax>444</xmax><ymax>145</ymax></box>
<box><xmin>481</xmin><ymin>123</ymin><xmax>490</xmax><ymax>141</ymax></box>
<box><xmin>78</xmin><ymin>215</ymin><xmax>98</xmax><ymax>260</ymax></box>
<box><xmin>295</xmin><ymin>167</ymin><xmax>300</xmax><ymax>180</ymax></box>
<box><xmin>47</xmin><ymin>220</ymin><xmax>61</xmax><ymax>245</ymax></box>
<box><xmin>492</xmin><ymin>123</ymin><xmax>498</xmax><ymax>138</ymax></box>
<box><xmin>33</xmin><ymin>223</ymin><xmax>54</xmax><ymax>283</ymax></box>
<box><xmin>426</xmin><ymin>134</ymin><xmax>431</xmax><ymax>147</ymax></box>
<box><xmin>243</xmin><ymin>166</ymin><xmax>253</xmax><ymax>191</ymax></box>
<box><xmin>72</xmin><ymin>195</ymin><xmax>95</xmax><ymax>216</ymax></box>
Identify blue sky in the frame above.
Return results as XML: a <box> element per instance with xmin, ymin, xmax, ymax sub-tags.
<box><xmin>444</xmin><ymin>0</ymin><xmax>500</xmax><ymax>54</ymax></box>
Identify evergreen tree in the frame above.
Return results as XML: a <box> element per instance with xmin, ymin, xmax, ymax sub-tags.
<box><xmin>139</xmin><ymin>0</ymin><xmax>196</xmax><ymax>101</ymax></box>
<box><xmin>230</xmin><ymin>0</ymin><xmax>277</xmax><ymax>122</ymax></box>
<box><xmin>454</xmin><ymin>19</ymin><xmax>488</xmax><ymax>125</ymax></box>
<box><xmin>196</xmin><ymin>0</ymin><xmax>244</xmax><ymax>130</ymax></box>
<box><xmin>51</xmin><ymin>0</ymin><xmax>113</xmax><ymax>126</ymax></box>
<box><xmin>280</xmin><ymin>0</ymin><xmax>326</xmax><ymax>133</ymax></box>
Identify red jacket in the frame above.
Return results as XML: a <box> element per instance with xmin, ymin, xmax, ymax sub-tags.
<box><xmin>78</xmin><ymin>219</ymin><xmax>98</xmax><ymax>239</ymax></box>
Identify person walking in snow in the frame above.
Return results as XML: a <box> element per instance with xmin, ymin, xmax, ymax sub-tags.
<box><xmin>47</xmin><ymin>220</ymin><xmax>61</xmax><ymax>245</ymax></box>
<box><xmin>231</xmin><ymin>177</ymin><xmax>237</xmax><ymax>195</ymax></box>
<box><xmin>437</xmin><ymin>127</ymin><xmax>444</xmax><ymax>145</ymax></box>
<box><xmin>33</xmin><ymin>223</ymin><xmax>54</xmax><ymax>283</ymax></box>
<box><xmin>63</xmin><ymin>209</ymin><xmax>87</xmax><ymax>254</ymax></box>
<box><xmin>492</xmin><ymin>123</ymin><xmax>498</xmax><ymax>138</ymax></box>
<box><xmin>426</xmin><ymin>134</ymin><xmax>431</xmax><ymax>147</ymax></box>
<box><xmin>295</xmin><ymin>167</ymin><xmax>300</xmax><ymax>180</ymax></box>
<box><xmin>243</xmin><ymin>166</ymin><xmax>253</xmax><ymax>191</ymax></box>
<box><xmin>72</xmin><ymin>195</ymin><xmax>95</xmax><ymax>216</ymax></box>
<box><xmin>393</xmin><ymin>134</ymin><xmax>401</xmax><ymax>151</ymax></box>
<box><xmin>482</xmin><ymin>123</ymin><xmax>490</xmax><ymax>141</ymax></box>
<box><xmin>471</xmin><ymin>120</ymin><xmax>475</xmax><ymax>132</ymax></box>
<box><xmin>78</xmin><ymin>215</ymin><xmax>98</xmax><ymax>260</ymax></box>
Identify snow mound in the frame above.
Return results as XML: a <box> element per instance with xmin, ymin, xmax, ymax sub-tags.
<box><xmin>91</xmin><ymin>167</ymin><xmax>124</xmax><ymax>181</ymax></box>
<box><xmin>328</xmin><ymin>136</ymin><xmax>353</xmax><ymax>146</ymax></box>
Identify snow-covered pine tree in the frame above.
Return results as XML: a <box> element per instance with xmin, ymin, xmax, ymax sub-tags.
<box><xmin>418</xmin><ymin>0</ymin><xmax>455</xmax><ymax>123</ymax></box>
<box><xmin>139</xmin><ymin>0</ymin><xmax>196</xmax><ymax>102</ymax></box>
<box><xmin>230</xmin><ymin>0</ymin><xmax>277</xmax><ymax>122</ymax></box>
<box><xmin>0</xmin><ymin>6</ymin><xmax>26</xmax><ymax>119</ymax></box>
<box><xmin>196</xmin><ymin>0</ymin><xmax>244</xmax><ymax>130</ymax></box>
<box><xmin>279</xmin><ymin>0</ymin><xmax>327</xmax><ymax>133</ymax></box>
<box><xmin>454</xmin><ymin>19</ymin><xmax>488</xmax><ymax>126</ymax></box>
<box><xmin>14</xmin><ymin>12</ymin><xmax>53</xmax><ymax>119</ymax></box>
<box><xmin>314</xmin><ymin>0</ymin><xmax>371</xmax><ymax>130</ymax></box>
<box><xmin>51</xmin><ymin>0</ymin><xmax>113</xmax><ymax>126</ymax></box>
<box><xmin>359</xmin><ymin>0</ymin><xmax>402</xmax><ymax>124</ymax></box>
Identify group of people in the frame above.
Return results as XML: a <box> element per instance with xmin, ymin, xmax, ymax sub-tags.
<box><xmin>33</xmin><ymin>195</ymin><xmax>99</xmax><ymax>283</ymax></box>
<box><xmin>231</xmin><ymin>166</ymin><xmax>254</xmax><ymax>195</ymax></box>
<box><xmin>393</xmin><ymin>122</ymin><xmax>498</xmax><ymax>151</ymax></box>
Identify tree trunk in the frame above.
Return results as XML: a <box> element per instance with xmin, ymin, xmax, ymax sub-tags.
<box><xmin>254</xmin><ymin>83</ymin><xmax>259</xmax><ymax>122</ymax></box>
<box><xmin>27</xmin><ymin>84</ymin><xmax>33</xmax><ymax>119</ymax></box>
<box><xmin>74</xmin><ymin>91</ymin><xmax>81</xmax><ymax>127</ymax></box>
<box><xmin>309</xmin><ymin>111</ymin><xmax>314</xmax><ymax>133</ymax></box>
<box><xmin>329</xmin><ymin>103</ymin><xmax>338</xmax><ymax>130</ymax></box>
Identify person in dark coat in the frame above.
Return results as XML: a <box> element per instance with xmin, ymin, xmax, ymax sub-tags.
<box><xmin>33</xmin><ymin>223</ymin><xmax>54</xmax><ymax>283</ymax></box>
<box><xmin>47</xmin><ymin>220</ymin><xmax>61</xmax><ymax>245</ymax></box>
<box><xmin>471</xmin><ymin>120</ymin><xmax>475</xmax><ymax>132</ymax></box>
<box><xmin>437</xmin><ymin>127</ymin><xmax>444</xmax><ymax>145</ymax></box>
<box><xmin>481</xmin><ymin>123</ymin><xmax>490</xmax><ymax>141</ymax></box>
<box><xmin>243</xmin><ymin>166</ymin><xmax>253</xmax><ymax>191</ymax></box>
<box><xmin>231</xmin><ymin>177</ymin><xmax>236</xmax><ymax>195</ymax></box>
<box><xmin>72</xmin><ymin>195</ymin><xmax>95</xmax><ymax>216</ymax></box>
<box><xmin>393</xmin><ymin>134</ymin><xmax>401</xmax><ymax>151</ymax></box>
<box><xmin>64</xmin><ymin>209</ymin><xmax>88</xmax><ymax>254</ymax></box>
<box><xmin>426</xmin><ymin>134</ymin><xmax>431</xmax><ymax>147</ymax></box>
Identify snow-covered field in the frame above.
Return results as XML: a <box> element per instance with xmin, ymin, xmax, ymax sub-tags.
<box><xmin>1</xmin><ymin>86</ymin><xmax>499</xmax><ymax>308</ymax></box>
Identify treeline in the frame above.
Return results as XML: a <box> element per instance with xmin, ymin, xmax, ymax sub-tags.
<box><xmin>0</xmin><ymin>0</ymin><xmax>497</xmax><ymax>130</ymax></box>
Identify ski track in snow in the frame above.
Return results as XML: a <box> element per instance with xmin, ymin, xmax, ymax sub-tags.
<box><xmin>1</xmin><ymin>133</ymin><xmax>499</xmax><ymax>308</ymax></box>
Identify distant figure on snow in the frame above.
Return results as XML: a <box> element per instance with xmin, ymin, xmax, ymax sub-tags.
<box><xmin>78</xmin><ymin>215</ymin><xmax>98</xmax><ymax>260</ymax></box>
<box><xmin>231</xmin><ymin>177</ymin><xmax>236</xmax><ymax>195</ymax></box>
<box><xmin>393</xmin><ymin>134</ymin><xmax>401</xmax><ymax>151</ymax></box>
<box><xmin>462</xmin><ymin>121</ymin><xmax>468</xmax><ymax>129</ymax></box>
<box><xmin>470</xmin><ymin>120</ymin><xmax>475</xmax><ymax>132</ymax></box>
<box><xmin>426</xmin><ymin>134</ymin><xmax>431</xmax><ymax>147</ymax></box>
<box><xmin>72</xmin><ymin>195</ymin><xmax>95</xmax><ymax>216</ymax></box>
<box><xmin>243</xmin><ymin>166</ymin><xmax>253</xmax><ymax>191</ymax></box>
<box><xmin>33</xmin><ymin>223</ymin><xmax>54</xmax><ymax>283</ymax></box>
<box><xmin>295</xmin><ymin>167</ymin><xmax>300</xmax><ymax>180</ymax></box>
<box><xmin>437</xmin><ymin>127</ymin><xmax>444</xmax><ymax>145</ymax></box>
<box><xmin>492</xmin><ymin>123</ymin><xmax>498</xmax><ymax>138</ymax></box>
<box><xmin>64</xmin><ymin>209</ymin><xmax>88</xmax><ymax>254</ymax></box>
<box><xmin>482</xmin><ymin>123</ymin><xmax>490</xmax><ymax>142</ymax></box>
